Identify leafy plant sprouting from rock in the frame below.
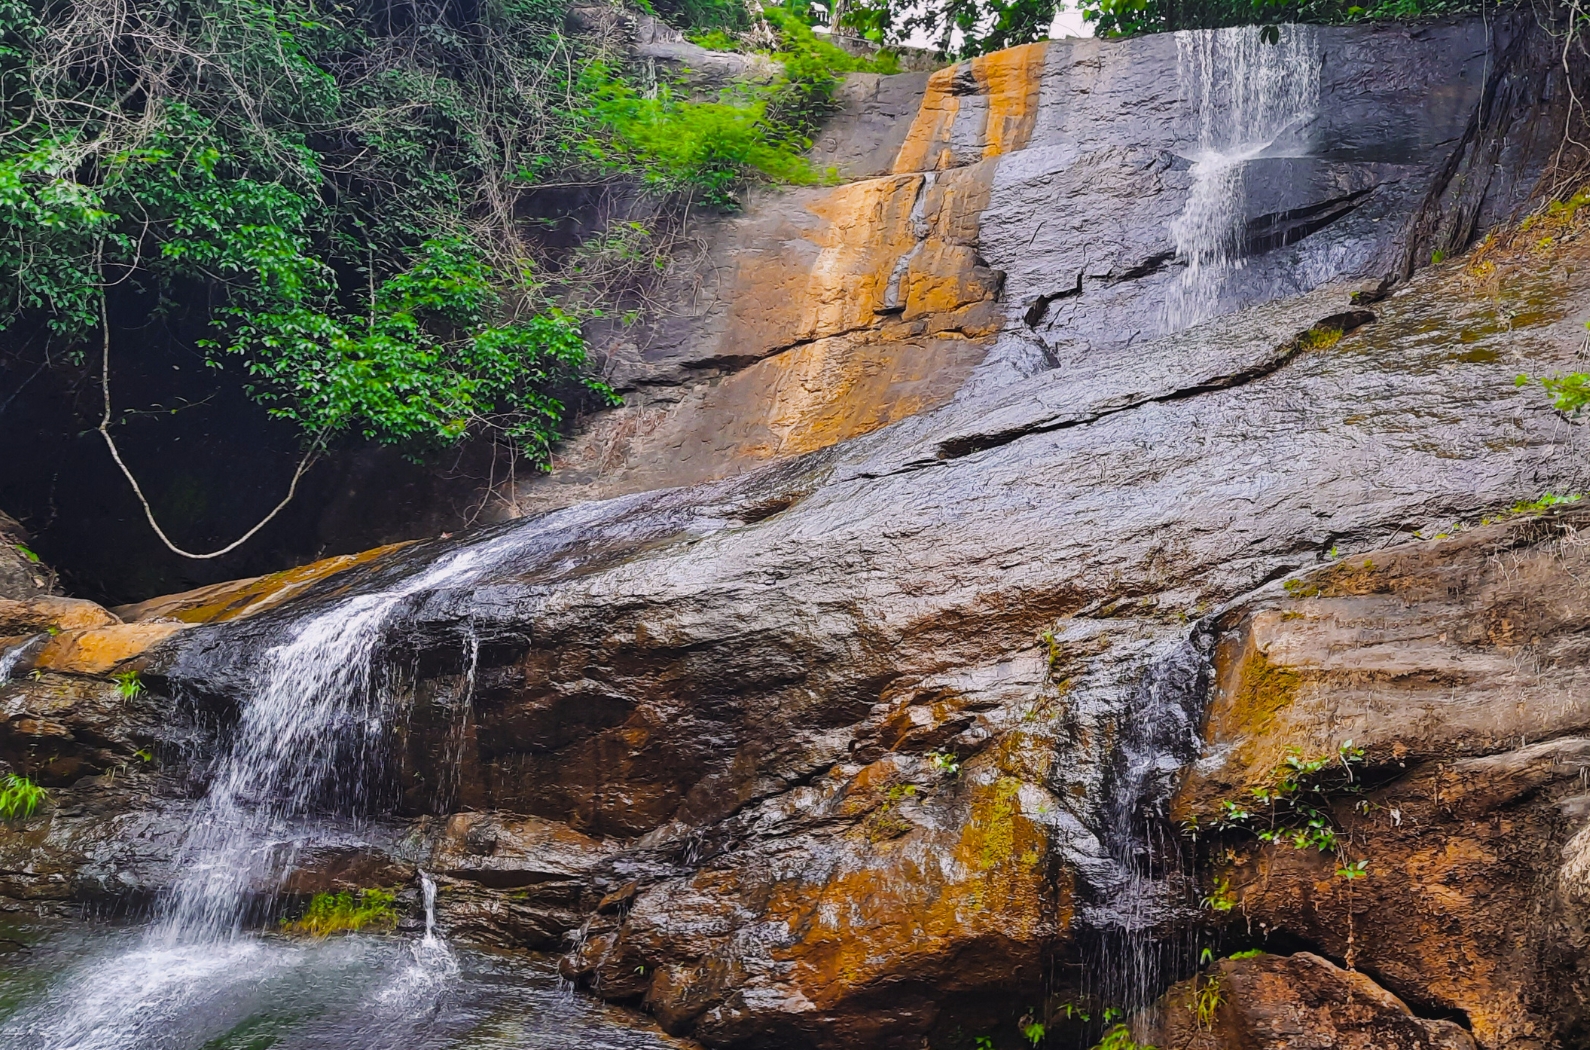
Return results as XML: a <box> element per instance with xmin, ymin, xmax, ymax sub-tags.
<box><xmin>112</xmin><ymin>670</ymin><xmax>144</xmax><ymax>700</ymax></box>
<box><xmin>1090</xmin><ymin>1022</ymin><xmax>1155</xmax><ymax>1050</ymax></box>
<box><xmin>1187</xmin><ymin>972</ymin><xmax>1223</xmax><ymax>1029</ymax></box>
<box><xmin>1188</xmin><ymin>741</ymin><xmax>1371</xmax><ymax>885</ymax></box>
<box><xmin>0</xmin><ymin>774</ymin><xmax>47</xmax><ymax>819</ymax></box>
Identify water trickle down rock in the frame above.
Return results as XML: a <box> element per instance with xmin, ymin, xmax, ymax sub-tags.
<box><xmin>3</xmin><ymin>17</ymin><xmax>1590</xmax><ymax>1050</ymax></box>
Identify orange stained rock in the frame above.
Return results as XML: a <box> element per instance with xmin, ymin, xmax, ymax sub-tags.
<box><xmin>33</xmin><ymin>622</ymin><xmax>187</xmax><ymax>675</ymax></box>
<box><xmin>744</xmin><ymin>324</ymin><xmax>990</xmax><ymax>458</ymax></box>
<box><xmin>742</xmin><ymin>163</ymin><xmax>997</xmax><ymax>459</ymax></box>
<box><xmin>760</xmin><ymin>772</ymin><xmax>1062</xmax><ymax>1004</ymax></box>
<box><xmin>890</xmin><ymin>41</ymin><xmax>1047</xmax><ymax>174</ymax></box>
<box><xmin>892</xmin><ymin>65</ymin><xmax>962</xmax><ymax>174</ymax></box>
<box><xmin>0</xmin><ymin>597</ymin><xmax>120</xmax><ymax>635</ymax></box>
<box><xmin>114</xmin><ymin>541</ymin><xmax>412</xmax><ymax>625</ymax></box>
<box><xmin>978</xmin><ymin>42</ymin><xmax>1049</xmax><ymax>160</ymax></box>
<box><xmin>798</xmin><ymin>174</ymin><xmax>925</xmax><ymax>338</ymax></box>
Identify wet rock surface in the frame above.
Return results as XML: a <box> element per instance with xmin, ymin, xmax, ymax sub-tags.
<box><xmin>0</xmin><ymin>513</ymin><xmax>55</xmax><ymax>601</ymax></box>
<box><xmin>524</xmin><ymin>16</ymin><xmax>1563</xmax><ymax>515</ymax></box>
<box><xmin>1179</xmin><ymin>505</ymin><xmax>1590</xmax><ymax>1049</ymax></box>
<box><xmin>3</xmin><ymin>20</ymin><xmax>1590</xmax><ymax>1050</ymax></box>
<box><xmin>106</xmin><ymin>211</ymin><xmax>1588</xmax><ymax>1046</ymax></box>
<box><xmin>1146</xmin><ymin>952</ymin><xmax>1477</xmax><ymax>1050</ymax></box>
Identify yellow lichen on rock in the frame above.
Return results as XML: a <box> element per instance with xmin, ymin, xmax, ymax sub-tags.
<box><xmin>114</xmin><ymin>541</ymin><xmax>411</xmax><ymax>625</ymax></box>
<box><xmin>759</xmin><ymin>768</ymin><xmax>1062</xmax><ymax>1018</ymax></box>
<box><xmin>32</xmin><ymin>622</ymin><xmax>186</xmax><ymax>674</ymax></box>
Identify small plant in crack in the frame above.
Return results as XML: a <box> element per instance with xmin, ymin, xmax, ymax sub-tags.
<box><xmin>865</xmin><ymin>783</ymin><xmax>918</xmax><ymax>841</ymax></box>
<box><xmin>927</xmin><ymin>750</ymin><xmax>961</xmax><ymax>776</ymax></box>
<box><xmin>0</xmin><ymin>774</ymin><xmax>47</xmax><ymax>820</ymax></box>
<box><xmin>1187</xmin><ymin>972</ymin><xmax>1223</xmax><ymax>1029</ymax></box>
<box><xmin>112</xmin><ymin>670</ymin><xmax>145</xmax><ymax>700</ymax></box>
<box><xmin>1200</xmin><ymin>876</ymin><xmax>1236</xmax><ymax>912</ymax></box>
<box><xmin>1189</xmin><ymin>741</ymin><xmax>1370</xmax><ymax>881</ymax></box>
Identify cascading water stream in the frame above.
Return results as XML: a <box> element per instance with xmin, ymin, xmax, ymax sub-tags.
<box><xmin>1078</xmin><ymin>631</ymin><xmax>1214</xmax><ymax>1021</ymax></box>
<box><xmin>0</xmin><ymin>633</ymin><xmax>45</xmax><ymax>681</ymax></box>
<box><xmin>1165</xmin><ymin>25</ymin><xmax>1321</xmax><ymax>329</ymax></box>
<box><xmin>6</xmin><ymin>531</ymin><xmax>516</xmax><ymax>1050</ymax></box>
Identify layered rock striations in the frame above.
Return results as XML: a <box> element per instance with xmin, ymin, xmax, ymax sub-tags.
<box><xmin>2</xmin><ymin>16</ymin><xmax>1590</xmax><ymax>1050</ymax></box>
<box><xmin>526</xmin><ymin>16</ymin><xmax>1560</xmax><ymax>515</ymax></box>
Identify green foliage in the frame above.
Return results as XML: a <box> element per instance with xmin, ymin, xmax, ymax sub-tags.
<box><xmin>0</xmin><ymin>774</ymin><xmax>46</xmax><ymax>820</ymax></box>
<box><xmin>928</xmin><ymin>750</ymin><xmax>961</xmax><ymax>775</ymax></box>
<box><xmin>0</xmin><ymin>0</ymin><xmax>634</xmax><ymax>461</ymax></box>
<box><xmin>1091</xmin><ymin>1024</ymin><xmax>1154</xmax><ymax>1050</ymax></box>
<box><xmin>837</xmin><ymin>0</ymin><xmax>1053</xmax><ymax>56</ymax></box>
<box><xmin>283</xmin><ymin>887</ymin><xmax>399</xmax><ymax>936</ymax></box>
<box><xmin>664</xmin><ymin>1</ymin><xmax>898</xmax><ymax>178</ymax></box>
<box><xmin>1528</xmin><ymin>369</ymin><xmax>1590</xmax><ymax>417</ymax></box>
<box><xmin>1227</xmin><ymin>948</ymin><xmax>1265</xmax><ymax>959</ymax></box>
<box><xmin>1022</xmin><ymin>1020</ymin><xmax>1047</xmax><ymax>1045</ymax></box>
<box><xmin>13</xmin><ymin>545</ymin><xmax>38</xmax><ymax>564</ymax></box>
<box><xmin>1196</xmin><ymin>742</ymin><xmax>1370</xmax><ymax>879</ymax></box>
<box><xmin>582</xmin><ymin>64</ymin><xmax>820</xmax><ymax>209</ymax></box>
<box><xmin>219</xmin><ymin>236</ymin><xmax>612</xmax><ymax>456</ymax></box>
<box><xmin>1187</xmin><ymin>973</ymin><xmax>1223</xmax><ymax>1029</ymax></box>
<box><xmin>1510</xmin><ymin>491</ymin><xmax>1585</xmax><ymax>514</ymax></box>
<box><xmin>1201</xmin><ymin>876</ymin><xmax>1236</xmax><ymax>912</ymax></box>
<box><xmin>1078</xmin><ymin>0</ymin><xmax>1499</xmax><ymax>37</ymax></box>
<box><xmin>112</xmin><ymin>670</ymin><xmax>145</xmax><ymax>700</ymax></box>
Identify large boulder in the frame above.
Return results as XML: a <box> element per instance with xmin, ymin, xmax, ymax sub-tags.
<box><xmin>1146</xmin><ymin>952</ymin><xmax>1477</xmax><ymax>1050</ymax></box>
<box><xmin>1178</xmin><ymin>505</ymin><xmax>1590</xmax><ymax>1049</ymax></box>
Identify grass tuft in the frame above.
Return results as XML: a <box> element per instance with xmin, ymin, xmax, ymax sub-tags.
<box><xmin>282</xmin><ymin>888</ymin><xmax>399</xmax><ymax>937</ymax></box>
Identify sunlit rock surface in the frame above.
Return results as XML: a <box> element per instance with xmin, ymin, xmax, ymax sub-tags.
<box><xmin>3</xmin><ymin>15</ymin><xmax>1590</xmax><ymax>1050</ymax></box>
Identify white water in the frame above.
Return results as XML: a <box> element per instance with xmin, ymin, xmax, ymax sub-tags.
<box><xmin>0</xmin><ymin>633</ymin><xmax>45</xmax><ymax>681</ymax></box>
<box><xmin>421</xmin><ymin>871</ymin><xmax>441</xmax><ymax>947</ymax></box>
<box><xmin>8</xmin><ymin>531</ymin><xmax>516</xmax><ymax>1049</ymax></box>
<box><xmin>1166</xmin><ymin>25</ymin><xmax>1321</xmax><ymax>328</ymax></box>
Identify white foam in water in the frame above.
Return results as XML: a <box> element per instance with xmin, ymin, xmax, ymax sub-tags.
<box><xmin>1166</xmin><ymin>25</ymin><xmax>1320</xmax><ymax>329</ymax></box>
<box><xmin>5</xmin><ymin>530</ymin><xmax>517</xmax><ymax>1049</ymax></box>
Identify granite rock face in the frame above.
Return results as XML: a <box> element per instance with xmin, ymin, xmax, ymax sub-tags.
<box><xmin>3</xmin><ymin>18</ymin><xmax>1590</xmax><ymax>1050</ymax></box>
<box><xmin>132</xmin><ymin>207</ymin><xmax>1590</xmax><ymax>1047</ymax></box>
<box><xmin>523</xmin><ymin>16</ymin><xmax>1562</xmax><ymax>516</ymax></box>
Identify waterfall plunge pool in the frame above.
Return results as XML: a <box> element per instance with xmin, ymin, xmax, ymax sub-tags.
<box><xmin>0</xmin><ymin>913</ymin><xmax>680</xmax><ymax>1050</ymax></box>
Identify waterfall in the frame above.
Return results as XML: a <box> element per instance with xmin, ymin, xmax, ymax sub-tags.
<box><xmin>1079</xmin><ymin>629</ymin><xmax>1214</xmax><ymax>1023</ymax></box>
<box><xmin>0</xmin><ymin>633</ymin><xmax>46</xmax><ymax>681</ymax></box>
<box><xmin>1166</xmin><ymin>25</ymin><xmax>1321</xmax><ymax>329</ymax></box>
<box><xmin>155</xmin><ymin>534</ymin><xmax>509</xmax><ymax>942</ymax></box>
<box><xmin>9</xmin><ymin>530</ymin><xmax>515</xmax><ymax>1049</ymax></box>
<box><xmin>420</xmin><ymin>870</ymin><xmax>441</xmax><ymax>947</ymax></box>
